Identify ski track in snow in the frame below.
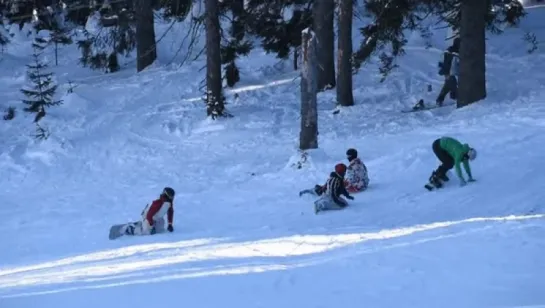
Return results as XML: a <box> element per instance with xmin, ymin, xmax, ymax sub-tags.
<box><xmin>1</xmin><ymin>6</ymin><xmax>545</xmax><ymax>308</ymax></box>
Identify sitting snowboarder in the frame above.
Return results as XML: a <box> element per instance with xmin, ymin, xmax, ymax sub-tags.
<box><xmin>344</xmin><ymin>148</ymin><xmax>369</xmax><ymax>193</ymax></box>
<box><xmin>299</xmin><ymin>163</ymin><xmax>354</xmax><ymax>214</ymax></box>
<box><xmin>428</xmin><ymin>136</ymin><xmax>477</xmax><ymax>189</ymax></box>
<box><xmin>123</xmin><ymin>187</ymin><xmax>176</xmax><ymax>236</ymax></box>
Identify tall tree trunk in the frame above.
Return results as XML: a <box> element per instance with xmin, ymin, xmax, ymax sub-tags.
<box><xmin>313</xmin><ymin>0</ymin><xmax>335</xmax><ymax>91</ymax></box>
<box><xmin>300</xmin><ymin>29</ymin><xmax>318</xmax><ymax>150</ymax></box>
<box><xmin>336</xmin><ymin>0</ymin><xmax>354</xmax><ymax>107</ymax></box>
<box><xmin>205</xmin><ymin>0</ymin><xmax>224</xmax><ymax>118</ymax></box>
<box><xmin>457</xmin><ymin>0</ymin><xmax>487</xmax><ymax>108</ymax></box>
<box><xmin>135</xmin><ymin>0</ymin><xmax>156</xmax><ymax>72</ymax></box>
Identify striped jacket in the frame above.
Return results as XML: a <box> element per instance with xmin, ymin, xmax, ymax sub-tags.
<box><xmin>323</xmin><ymin>172</ymin><xmax>351</xmax><ymax>207</ymax></box>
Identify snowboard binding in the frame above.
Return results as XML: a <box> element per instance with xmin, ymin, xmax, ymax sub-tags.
<box><xmin>412</xmin><ymin>99</ymin><xmax>425</xmax><ymax>111</ymax></box>
<box><xmin>425</xmin><ymin>171</ymin><xmax>443</xmax><ymax>191</ymax></box>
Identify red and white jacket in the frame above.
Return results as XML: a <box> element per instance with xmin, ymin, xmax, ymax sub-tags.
<box><xmin>141</xmin><ymin>196</ymin><xmax>174</xmax><ymax>227</ymax></box>
<box><xmin>344</xmin><ymin>158</ymin><xmax>369</xmax><ymax>193</ymax></box>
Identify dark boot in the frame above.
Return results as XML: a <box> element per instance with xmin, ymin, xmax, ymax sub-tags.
<box><xmin>437</xmin><ymin>172</ymin><xmax>449</xmax><ymax>182</ymax></box>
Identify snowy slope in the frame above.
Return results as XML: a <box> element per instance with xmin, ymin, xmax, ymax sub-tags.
<box><xmin>1</xmin><ymin>6</ymin><xmax>545</xmax><ymax>308</ymax></box>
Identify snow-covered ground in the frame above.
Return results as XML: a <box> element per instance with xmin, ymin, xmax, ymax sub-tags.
<box><xmin>1</xmin><ymin>5</ymin><xmax>545</xmax><ymax>308</ymax></box>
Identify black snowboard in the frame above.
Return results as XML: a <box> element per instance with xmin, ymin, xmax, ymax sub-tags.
<box><xmin>402</xmin><ymin>99</ymin><xmax>455</xmax><ymax>113</ymax></box>
<box><xmin>425</xmin><ymin>182</ymin><xmax>441</xmax><ymax>191</ymax></box>
<box><xmin>424</xmin><ymin>178</ymin><xmax>444</xmax><ymax>191</ymax></box>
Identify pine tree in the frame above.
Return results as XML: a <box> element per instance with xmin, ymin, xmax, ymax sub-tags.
<box><xmin>220</xmin><ymin>0</ymin><xmax>252</xmax><ymax>87</ymax></box>
<box><xmin>20</xmin><ymin>47</ymin><xmax>62</xmax><ymax>127</ymax></box>
<box><xmin>49</xmin><ymin>4</ymin><xmax>73</xmax><ymax>66</ymax></box>
<box><xmin>0</xmin><ymin>16</ymin><xmax>9</xmax><ymax>50</ymax></box>
<box><xmin>77</xmin><ymin>8</ymin><xmax>136</xmax><ymax>73</ymax></box>
<box><xmin>3</xmin><ymin>0</ymin><xmax>35</xmax><ymax>27</ymax></box>
<box><xmin>158</xmin><ymin>0</ymin><xmax>192</xmax><ymax>20</ymax></box>
<box><xmin>1</xmin><ymin>13</ymin><xmax>14</xmax><ymax>121</ymax></box>
<box><xmin>30</xmin><ymin>6</ymin><xmax>73</xmax><ymax>66</ymax></box>
<box><xmin>245</xmin><ymin>0</ymin><xmax>313</xmax><ymax>70</ymax></box>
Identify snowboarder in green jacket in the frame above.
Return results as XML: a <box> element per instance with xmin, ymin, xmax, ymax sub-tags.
<box><xmin>429</xmin><ymin>136</ymin><xmax>477</xmax><ymax>188</ymax></box>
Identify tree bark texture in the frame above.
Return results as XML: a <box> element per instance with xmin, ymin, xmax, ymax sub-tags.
<box><xmin>135</xmin><ymin>0</ymin><xmax>157</xmax><ymax>72</ymax></box>
<box><xmin>457</xmin><ymin>0</ymin><xmax>487</xmax><ymax>108</ymax></box>
<box><xmin>300</xmin><ymin>29</ymin><xmax>318</xmax><ymax>151</ymax></box>
<box><xmin>313</xmin><ymin>0</ymin><xmax>336</xmax><ymax>91</ymax></box>
<box><xmin>205</xmin><ymin>0</ymin><xmax>224</xmax><ymax>118</ymax></box>
<box><xmin>336</xmin><ymin>0</ymin><xmax>354</xmax><ymax>107</ymax></box>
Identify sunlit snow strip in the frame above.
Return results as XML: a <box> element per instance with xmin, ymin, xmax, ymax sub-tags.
<box><xmin>182</xmin><ymin>78</ymin><xmax>295</xmax><ymax>102</ymax></box>
<box><xmin>1</xmin><ymin>263</ymin><xmax>301</xmax><ymax>298</ymax></box>
<box><xmin>0</xmin><ymin>214</ymin><xmax>542</xmax><ymax>291</ymax></box>
<box><xmin>0</xmin><ymin>238</ymin><xmax>216</xmax><ymax>277</ymax></box>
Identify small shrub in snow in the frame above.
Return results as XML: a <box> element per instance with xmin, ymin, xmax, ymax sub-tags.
<box><xmin>288</xmin><ymin>151</ymin><xmax>311</xmax><ymax>170</ymax></box>
<box><xmin>3</xmin><ymin>106</ymin><xmax>15</xmax><ymax>120</ymax></box>
<box><xmin>285</xmin><ymin>148</ymin><xmax>332</xmax><ymax>172</ymax></box>
<box><xmin>523</xmin><ymin>31</ymin><xmax>539</xmax><ymax>54</ymax></box>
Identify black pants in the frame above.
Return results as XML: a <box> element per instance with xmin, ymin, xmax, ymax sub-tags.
<box><xmin>436</xmin><ymin>75</ymin><xmax>457</xmax><ymax>104</ymax></box>
<box><xmin>432</xmin><ymin>139</ymin><xmax>454</xmax><ymax>177</ymax></box>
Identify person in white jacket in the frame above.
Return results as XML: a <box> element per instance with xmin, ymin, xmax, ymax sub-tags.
<box><xmin>344</xmin><ymin>148</ymin><xmax>369</xmax><ymax>193</ymax></box>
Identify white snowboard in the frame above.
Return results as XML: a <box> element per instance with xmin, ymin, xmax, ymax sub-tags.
<box><xmin>108</xmin><ymin>221</ymin><xmax>166</xmax><ymax>240</ymax></box>
<box><xmin>109</xmin><ymin>223</ymin><xmax>133</xmax><ymax>240</ymax></box>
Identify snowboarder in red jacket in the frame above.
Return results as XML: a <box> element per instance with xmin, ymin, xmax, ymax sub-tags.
<box><xmin>124</xmin><ymin>187</ymin><xmax>176</xmax><ymax>236</ymax></box>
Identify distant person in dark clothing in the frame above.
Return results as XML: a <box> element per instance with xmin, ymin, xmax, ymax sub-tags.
<box><xmin>436</xmin><ymin>37</ymin><xmax>460</xmax><ymax>106</ymax></box>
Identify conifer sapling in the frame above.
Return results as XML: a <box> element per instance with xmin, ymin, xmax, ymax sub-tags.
<box><xmin>20</xmin><ymin>47</ymin><xmax>63</xmax><ymax>124</ymax></box>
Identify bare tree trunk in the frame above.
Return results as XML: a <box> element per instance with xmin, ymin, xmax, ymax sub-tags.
<box><xmin>135</xmin><ymin>0</ymin><xmax>157</xmax><ymax>72</ymax></box>
<box><xmin>205</xmin><ymin>0</ymin><xmax>224</xmax><ymax>118</ymax></box>
<box><xmin>313</xmin><ymin>0</ymin><xmax>336</xmax><ymax>91</ymax></box>
<box><xmin>300</xmin><ymin>29</ymin><xmax>318</xmax><ymax>151</ymax></box>
<box><xmin>457</xmin><ymin>0</ymin><xmax>487</xmax><ymax>108</ymax></box>
<box><xmin>293</xmin><ymin>48</ymin><xmax>298</xmax><ymax>70</ymax></box>
<box><xmin>336</xmin><ymin>0</ymin><xmax>354</xmax><ymax>107</ymax></box>
<box><xmin>55</xmin><ymin>41</ymin><xmax>58</xmax><ymax>66</ymax></box>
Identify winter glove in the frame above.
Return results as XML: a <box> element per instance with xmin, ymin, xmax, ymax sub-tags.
<box><xmin>167</xmin><ymin>224</ymin><xmax>174</xmax><ymax>232</ymax></box>
<box><xmin>346</xmin><ymin>195</ymin><xmax>354</xmax><ymax>200</ymax></box>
